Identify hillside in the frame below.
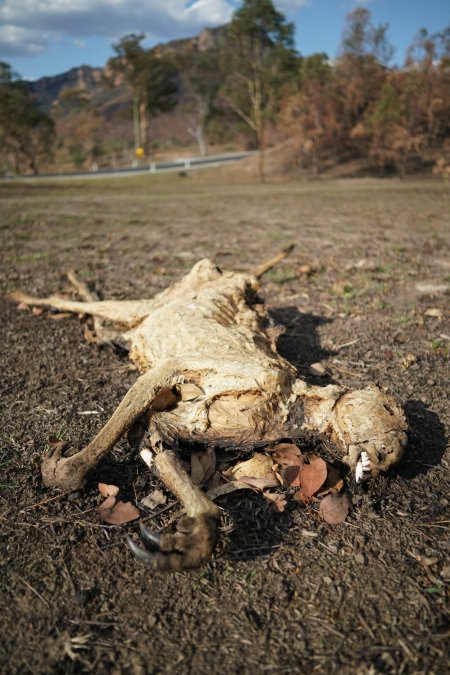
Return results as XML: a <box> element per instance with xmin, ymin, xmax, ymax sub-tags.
<box><xmin>22</xmin><ymin>26</ymin><xmax>233</xmax><ymax>172</ymax></box>
<box><xmin>5</xmin><ymin>7</ymin><xmax>449</xmax><ymax>179</ymax></box>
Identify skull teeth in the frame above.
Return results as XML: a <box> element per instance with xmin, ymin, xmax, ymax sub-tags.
<box><xmin>355</xmin><ymin>450</ymin><xmax>371</xmax><ymax>483</ymax></box>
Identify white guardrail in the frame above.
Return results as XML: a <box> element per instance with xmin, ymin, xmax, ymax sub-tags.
<box><xmin>2</xmin><ymin>151</ymin><xmax>258</xmax><ymax>181</ymax></box>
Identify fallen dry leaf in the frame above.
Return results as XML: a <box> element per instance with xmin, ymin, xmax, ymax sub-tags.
<box><xmin>98</xmin><ymin>497</ymin><xmax>140</xmax><ymax>525</ymax></box>
<box><xmin>400</xmin><ymin>352</ymin><xmax>417</xmax><ymax>369</ymax></box>
<box><xmin>141</xmin><ymin>489</ymin><xmax>167</xmax><ymax>510</ymax></box>
<box><xmin>298</xmin><ymin>455</ymin><xmax>327</xmax><ymax>497</ymax></box>
<box><xmin>424</xmin><ymin>308</ymin><xmax>443</xmax><ymax>320</ymax></box>
<box><xmin>207</xmin><ymin>480</ymin><xmax>253</xmax><ymax>500</ymax></box>
<box><xmin>17</xmin><ymin>302</ymin><xmax>30</xmax><ymax>311</ymax></box>
<box><xmin>284</xmin><ymin>465</ymin><xmax>302</xmax><ymax>487</ymax></box>
<box><xmin>229</xmin><ymin>452</ymin><xmax>275</xmax><ymax>480</ymax></box>
<box><xmin>98</xmin><ymin>482</ymin><xmax>119</xmax><ymax>498</ymax></box>
<box><xmin>293</xmin><ymin>490</ymin><xmax>312</xmax><ymax>505</ymax></box>
<box><xmin>319</xmin><ymin>492</ymin><xmax>351</xmax><ymax>524</ymax></box>
<box><xmin>150</xmin><ymin>387</ymin><xmax>178</xmax><ymax>412</ymax></box>
<box><xmin>191</xmin><ymin>447</ymin><xmax>216</xmax><ymax>485</ymax></box>
<box><xmin>237</xmin><ymin>475</ymin><xmax>280</xmax><ymax>490</ymax></box>
<box><xmin>298</xmin><ymin>264</ymin><xmax>313</xmax><ymax>275</ymax></box>
<box><xmin>32</xmin><ymin>307</ymin><xmax>43</xmax><ymax>316</ymax></box>
<box><xmin>264</xmin><ymin>491</ymin><xmax>287</xmax><ymax>512</ymax></box>
<box><xmin>318</xmin><ymin>463</ymin><xmax>345</xmax><ymax>496</ymax></box>
<box><xmin>270</xmin><ymin>443</ymin><xmax>303</xmax><ymax>467</ymax></box>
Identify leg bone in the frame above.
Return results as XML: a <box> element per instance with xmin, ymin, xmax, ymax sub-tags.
<box><xmin>127</xmin><ymin>450</ymin><xmax>220</xmax><ymax>570</ymax></box>
<box><xmin>42</xmin><ymin>361</ymin><xmax>182</xmax><ymax>491</ymax></box>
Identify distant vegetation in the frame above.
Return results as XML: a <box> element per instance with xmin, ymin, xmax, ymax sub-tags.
<box><xmin>0</xmin><ymin>0</ymin><xmax>449</xmax><ymax>179</ymax></box>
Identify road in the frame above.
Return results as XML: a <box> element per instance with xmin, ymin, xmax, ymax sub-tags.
<box><xmin>2</xmin><ymin>151</ymin><xmax>257</xmax><ymax>181</ymax></box>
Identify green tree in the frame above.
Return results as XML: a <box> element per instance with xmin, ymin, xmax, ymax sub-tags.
<box><xmin>0</xmin><ymin>62</ymin><xmax>55</xmax><ymax>175</ymax></box>
<box><xmin>107</xmin><ymin>34</ymin><xmax>177</xmax><ymax>153</ymax></box>
<box><xmin>220</xmin><ymin>0</ymin><xmax>298</xmax><ymax>181</ymax></box>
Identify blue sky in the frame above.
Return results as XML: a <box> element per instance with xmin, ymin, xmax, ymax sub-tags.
<box><xmin>0</xmin><ymin>0</ymin><xmax>448</xmax><ymax>81</ymax></box>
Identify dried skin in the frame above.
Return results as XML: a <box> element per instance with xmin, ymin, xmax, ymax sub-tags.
<box><xmin>10</xmin><ymin>257</ymin><xmax>408</xmax><ymax>569</ymax></box>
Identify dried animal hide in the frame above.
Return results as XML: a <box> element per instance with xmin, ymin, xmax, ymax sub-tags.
<box><xmin>10</xmin><ymin>256</ymin><xmax>408</xmax><ymax>570</ymax></box>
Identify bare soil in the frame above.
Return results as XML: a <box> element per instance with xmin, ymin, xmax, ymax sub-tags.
<box><xmin>0</xmin><ymin>175</ymin><xmax>449</xmax><ymax>674</ymax></box>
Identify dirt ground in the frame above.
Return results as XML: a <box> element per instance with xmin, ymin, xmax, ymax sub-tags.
<box><xmin>0</xmin><ymin>175</ymin><xmax>449</xmax><ymax>674</ymax></box>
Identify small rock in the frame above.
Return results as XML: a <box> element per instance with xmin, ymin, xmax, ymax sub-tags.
<box><xmin>354</xmin><ymin>552</ymin><xmax>366</xmax><ymax>565</ymax></box>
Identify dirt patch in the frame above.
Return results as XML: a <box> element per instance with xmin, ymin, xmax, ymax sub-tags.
<box><xmin>1</xmin><ymin>176</ymin><xmax>449</xmax><ymax>673</ymax></box>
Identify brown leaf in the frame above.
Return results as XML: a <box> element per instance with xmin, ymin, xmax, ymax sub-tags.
<box><xmin>17</xmin><ymin>302</ymin><xmax>30</xmax><ymax>311</ymax></box>
<box><xmin>98</xmin><ymin>497</ymin><xmax>140</xmax><ymax>525</ymax></box>
<box><xmin>293</xmin><ymin>490</ymin><xmax>312</xmax><ymax>505</ymax></box>
<box><xmin>298</xmin><ymin>264</ymin><xmax>312</xmax><ymax>275</ymax></box>
<box><xmin>237</xmin><ymin>475</ymin><xmax>280</xmax><ymax>490</ymax></box>
<box><xmin>98</xmin><ymin>482</ymin><xmax>119</xmax><ymax>498</ymax></box>
<box><xmin>271</xmin><ymin>443</ymin><xmax>304</xmax><ymax>468</ymax></box>
<box><xmin>32</xmin><ymin>307</ymin><xmax>43</xmax><ymax>316</ymax></box>
<box><xmin>298</xmin><ymin>455</ymin><xmax>327</xmax><ymax>497</ymax></box>
<box><xmin>284</xmin><ymin>465</ymin><xmax>302</xmax><ymax>487</ymax></box>
<box><xmin>229</xmin><ymin>452</ymin><xmax>274</xmax><ymax>480</ymax></box>
<box><xmin>150</xmin><ymin>387</ymin><xmax>178</xmax><ymax>412</ymax></box>
<box><xmin>318</xmin><ymin>464</ymin><xmax>345</xmax><ymax>496</ymax></box>
<box><xmin>264</xmin><ymin>491</ymin><xmax>287</xmax><ymax>512</ymax></box>
<box><xmin>319</xmin><ymin>492</ymin><xmax>351</xmax><ymax>524</ymax></box>
<box><xmin>191</xmin><ymin>447</ymin><xmax>216</xmax><ymax>485</ymax></box>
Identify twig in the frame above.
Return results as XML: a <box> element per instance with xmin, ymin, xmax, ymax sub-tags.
<box><xmin>66</xmin><ymin>269</ymin><xmax>108</xmax><ymax>344</ymax></box>
<box><xmin>140</xmin><ymin>500</ymin><xmax>178</xmax><ymax>523</ymax></box>
<box><xmin>251</xmin><ymin>245</ymin><xmax>295</xmax><ymax>278</ymax></box>
<box><xmin>228</xmin><ymin>544</ymin><xmax>281</xmax><ymax>554</ymax></box>
<box><xmin>307</xmin><ymin>616</ymin><xmax>345</xmax><ymax>638</ymax></box>
<box><xmin>19</xmin><ymin>489</ymin><xmax>74</xmax><ymax>512</ymax></box>
<box><xmin>12</xmin><ymin>573</ymin><xmax>50</xmax><ymax>608</ymax></box>
<box><xmin>336</xmin><ymin>338</ymin><xmax>360</xmax><ymax>350</ymax></box>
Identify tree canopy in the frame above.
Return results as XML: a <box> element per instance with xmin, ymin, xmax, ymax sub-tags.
<box><xmin>0</xmin><ymin>62</ymin><xmax>55</xmax><ymax>174</ymax></box>
<box><xmin>221</xmin><ymin>0</ymin><xmax>298</xmax><ymax>180</ymax></box>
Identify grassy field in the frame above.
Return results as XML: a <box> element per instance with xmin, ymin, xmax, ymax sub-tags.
<box><xmin>1</xmin><ymin>175</ymin><xmax>449</xmax><ymax>673</ymax></box>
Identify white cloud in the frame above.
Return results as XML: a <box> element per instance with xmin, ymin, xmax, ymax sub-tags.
<box><xmin>0</xmin><ymin>0</ymin><xmax>308</xmax><ymax>57</ymax></box>
<box><xmin>0</xmin><ymin>24</ymin><xmax>50</xmax><ymax>56</ymax></box>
